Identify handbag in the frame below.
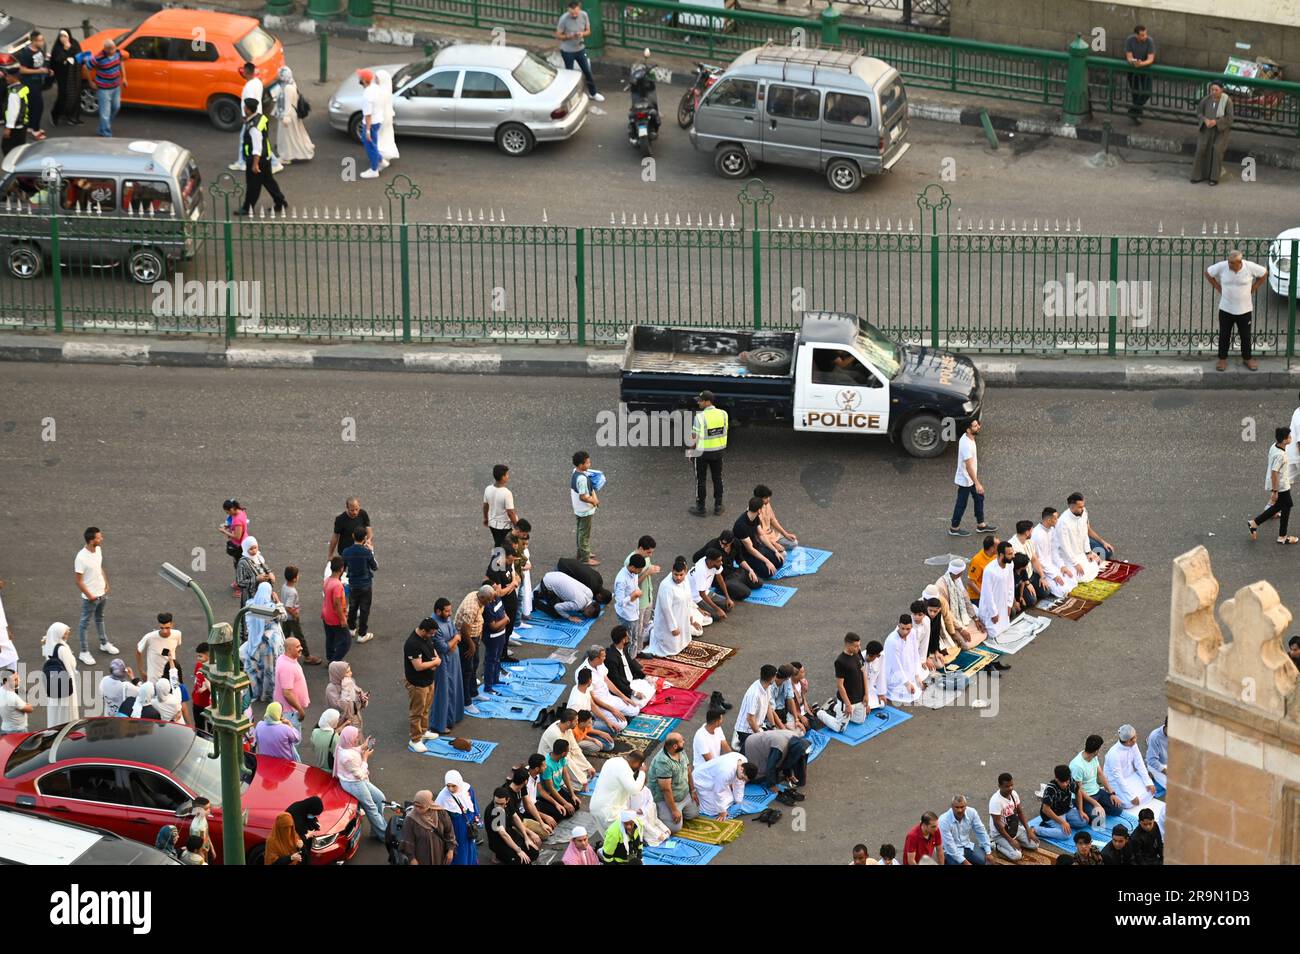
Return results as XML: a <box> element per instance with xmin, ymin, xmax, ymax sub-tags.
<box><xmin>451</xmin><ymin>794</ymin><xmax>480</xmax><ymax>842</ymax></box>
<box><xmin>295</xmin><ymin>93</ymin><xmax>311</xmax><ymax>119</ymax></box>
<box><xmin>226</xmin><ymin>540</ymin><xmax>243</xmax><ymax>559</ymax></box>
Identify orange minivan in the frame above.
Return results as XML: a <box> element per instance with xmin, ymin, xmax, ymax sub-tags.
<box><xmin>82</xmin><ymin>9</ymin><xmax>285</xmax><ymax>130</ymax></box>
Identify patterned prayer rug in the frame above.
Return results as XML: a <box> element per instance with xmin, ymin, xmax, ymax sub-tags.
<box><xmin>676</xmin><ymin>816</ymin><xmax>744</xmax><ymax>845</ymax></box>
<box><xmin>463</xmin><ymin>697</ymin><xmax>546</xmax><ymax>721</ymax></box>
<box><xmin>644</xmin><ymin>840</ymin><xmax>723</xmax><ymax>866</ymax></box>
<box><xmin>1097</xmin><ymin>560</ymin><xmax>1144</xmax><ymax>584</ymax></box>
<box><xmin>640</xmin><ymin>687</ymin><xmax>708</xmax><ymax>720</ymax></box>
<box><xmin>946</xmin><ymin>646</ymin><xmax>999</xmax><ymax>675</ymax></box>
<box><xmin>617</xmin><ymin>734</ymin><xmax>662</xmax><ymax>758</ymax></box>
<box><xmin>734</xmin><ymin>583</ymin><xmax>798</xmax><ymax>607</ymax></box>
<box><xmin>805</xmin><ymin>728</ymin><xmax>831</xmax><ymax>763</ymax></box>
<box><xmin>621</xmin><ymin>714</ymin><xmax>680</xmax><ymax>741</ymax></box>
<box><xmin>1068</xmin><ymin>579</ymin><xmax>1123</xmax><ymax>602</ymax></box>
<box><xmin>770</xmin><ymin>546</ymin><xmax>833</xmax><ymax>580</ymax></box>
<box><xmin>640</xmin><ymin>658</ymin><xmax>713</xmax><ymax>690</ymax></box>
<box><xmin>493</xmin><ymin>678</ymin><xmax>567</xmax><ymax>706</ymax></box>
<box><xmin>823</xmin><ymin>705</ymin><xmax>912</xmax><ymax>747</ymax></box>
<box><xmin>417</xmin><ymin>738</ymin><xmax>498</xmax><ymax>763</ymax></box>
<box><xmin>667</xmin><ymin>640</ymin><xmax>737</xmax><ymax>669</ymax></box>
<box><xmin>501</xmin><ymin>659</ymin><xmax>568</xmax><ymax>682</ymax></box>
<box><xmin>730</xmin><ymin>783</ymin><xmax>779</xmax><ymax>818</ymax></box>
<box><xmin>1037</xmin><ymin>595</ymin><xmax>1102</xmax><ymax>621</ymax></box>
<box><xmin>514</xmin><ymin>613</ymin><xmax>602</xmax><ymax>649</ymax></box>
<box><xmin>983</xmin><ymin>614</ymin><xmax>1052</xmax><ymax>655</ymax></box>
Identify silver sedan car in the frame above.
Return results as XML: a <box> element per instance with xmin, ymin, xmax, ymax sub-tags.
<box><xmin>327</xmin><ymin>44</ymin><xmax>590</xmax><ymax>157</ymax></box>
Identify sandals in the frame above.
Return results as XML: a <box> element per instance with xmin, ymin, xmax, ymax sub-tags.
<box><xmin>1278</xmin><ymin>536</ymin><xmax>1299</xmax><ymax>545</ymax></box>
<box><xmin>1247</xmin><ymin>521</ymin><xmax>1258</xmax><ymax>540</ymax></box>
<box><xmin>755</xmin><ymin>808</ymin><xmax>783</xmax><ymax>827</ymax></box>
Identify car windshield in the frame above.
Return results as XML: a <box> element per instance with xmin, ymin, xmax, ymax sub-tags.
<box><xmin>170</xmin><ymin>736</ymin><xmax>254</xmax><ymax>802</ymax></box>
<box><xmin>512</xmin><ymin>52</ymin><xmax>556</xmax><ymax>95</ymax></box>
<box><xmin>855</xmin><ymin>322</ymin><xmax>901</xmax><ymax>378</ymax></box>
<box><xmin>393</xmin><ymin>57</ymin><xmax>435</xmax><ymax>89</ymax></box>
<box><xmin>235</xmin><ymin>27</ymin><xmax>276</xmax><ymax>63</ymax></box>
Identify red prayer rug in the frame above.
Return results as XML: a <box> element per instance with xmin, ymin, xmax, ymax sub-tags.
<box><xmin>640</xmin><ymin>658</ymin><xmax>713</xmax><ymax>691</ymax></box>
<box><xmin>1097</xmin><ymin>560</ymin><xmax>1143</xmax><ymax>584</ymax></box>
<box><xmin>641</xmin><ymin>687</ymin><xmax>709</xmax><ymax>720</ymax></box>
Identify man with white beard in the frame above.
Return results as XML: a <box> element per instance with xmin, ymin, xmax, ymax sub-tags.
<box><xmin>978</xmin><ymin>540</ymin><xmax>1015</xmax><ymax>638</ymax></box>
<box><xmin>1104</xmin><ymin>724</ymin><xmax>1165</xmax><ymax>831</ymax></box>
<box><xmin>1031</xmin><ymin>507</ymin><xmax>1076</xmax><ymax>599</ymax></box>
<box><xmin>1055</xmin><ymin>493</ymin><xmax>1112</xmax><ymax>584</ymax></box>
<box><xmin>646</xmin><ymin>556</ymin><xmax>696</xmax><ymax>657</ymax></box>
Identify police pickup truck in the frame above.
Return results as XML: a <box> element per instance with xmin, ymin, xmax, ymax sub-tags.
<box><xmin>618</xmin><ymin>312</ymin><xmax>983</xmax><ymax>458</ymax></box>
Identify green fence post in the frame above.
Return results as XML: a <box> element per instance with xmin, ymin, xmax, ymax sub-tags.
<box><xmin>752</xmin><ymin>229</ymin><xmax>762</xmax><ymax>330</ymax></box>
<box><xmin>318</xmin><ymin>32</ymin><xmax>328</xmax><ymax>84</ymax></box>
<box><xmin>49</xmin><ymin>213</ymin><xmax>63</xmax><ymax>334</ymax></box>
<box><xmin>820</xmin><ymin>5</ymin><xmax>841</xmax><ymax>46</ymax></box>
<box><xmin>424</xmin><ymin>41</ymin><xmax>435</xmax><ymax>60</ymax></box>
<box><xmin>210</xmin><ymin>173</ymin><xmax>242</xmax><ymax>343</ymax></box>
<box><xmin>1062</xmin><ymin>34</ymin><xmax>1091</xmax><ymax>124</ymax></box>
<box><xmin>266</xmin><ymin>0</ymin><xmax>294</xmax><ymax>17</ymax></box>
<box><xmin>587</xmin><ymin>2</ymin><xmax>606</xmax><ymax>56</ymax></box>
<box><xmin>305</xmin><ymin>0</ymin><xmax>344</xmax><ymax>21</ymax></box>
<box><xmin>1288</xmin><ymin>238</ymin><xmax>1298</xmax><ymax>366</ymax></box>
<box><xmin>575</xmin><ymin>227</ymin><xmax>586</xmax><ymax>345</ymax></box>
<box><xmin>928</xmin><ymin>232</ymin><xmax>940</xmax><ymax>348</ymax></box>
<box><xmin>347</xmin><ymin>0</ymin><xmax>374</xmax><ymax>28</ymax></box>
<box><xmin>472</xmin><ymin>0</ymin><xmax>481</xmax><ymax>30</ymax></box>
<box><xmin>1107</xmin><ymin>236</ymin><xmax>1119</xmax><ymax>356</ymax></box>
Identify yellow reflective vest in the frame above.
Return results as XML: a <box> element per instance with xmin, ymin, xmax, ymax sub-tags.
<box><xmin>694</xmin><ymin>406</ymin><xmax>729</xmax><ymax>451</ymax></box>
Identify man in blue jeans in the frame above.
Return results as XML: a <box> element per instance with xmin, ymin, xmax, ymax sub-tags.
<box><xmin>84</xmin><ymin>39</ymin><xmax>124</xmax><ymax>138</ymax></box>
<box><xmin>950</xmin><ymin>419</ymin><xmax>996</xmax><ymax>537</ymax></box>
<box><xmin>357</xmin><ymin>69</ymin><xmax>385</xmax><ymax>178</ymax></box>
<box><xmin>938</xmin><ymin>795</ymin><xmax>992</xmax><ymax>865</ymax></box>
<box><xmin>555</xmin><ymin>1</ymin><xmax>605</xmax><ymax>102</ymax></box>
<box><xmin>476</xmin><ymin>584</ymin><xmax>510</xmax><ymax>697</ymax></box>
<box><xmin>1037</xmin><ymin>763</ymin><xmax>1104</xmax><ymax>838</ymax></box>
<box><xmin>340</xmin><ymin>528</ymin><xmax>377</xmax><ymax>644</ymax></box>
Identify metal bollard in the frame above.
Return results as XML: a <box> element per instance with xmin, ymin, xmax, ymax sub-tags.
<box><xmin>319</xmin><ymin>32</ymin><xmax>328</xmax><ymax>85</ymax></box>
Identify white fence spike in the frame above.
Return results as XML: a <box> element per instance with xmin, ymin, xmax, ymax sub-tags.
<box><xmin>707</xmin><ymin>213</ymin><xmax>713</xmax><ymax>227</ymax></box>
<box><xmin>799</xmin><ymin>215</ymin><xmax>805</xmax><ymax>228</ymax></box>
<box><xmin>335</xmin><ymin>206</ymin><xmax>341</xmax><ymax>219</ymax></box>
<box><xmin>378</xmin><ymin>208</ymin><xmax>384</xmax><ymax>221</ymax></box>
<box><xmin>479</xmin><ymin>208</ymin><xmax>485</xmax><ymax>221</ymax></box>
<box><xmin>345</xmin><ymin>208</ymin><xmax>352</xmax><ymax>220</ymax></box>
<box><xmin>292</xmin><ymin>207</ymin><xmax>299</xmax><ymax>219</ymax></box>
<box><xmin>729</xmin><ymin>213</ymin><xmax>736</xmax><ymax>229</ymax></box>
<box><xmin>610</xmin><ymin>212</ymin><xmax>616</xmax><ymax>225</ymax></box>
<box><xmin>777</xmin><ymin>214</ymin><xmax>783</xmax><ymax>228</ymax></box>
<box><xmin>446</xmin><ymin>205</ymin><xmax>452</xmax><ymax>220</ymax></box>
<box><xmin>908</xmin><ymin>217</ymin><xmax>914</xmax><ymax>231</ymax></box>
<box><xmin>1212</xmin><ymin>222</ymin><xmax>1219</xmax><ymax>235</ymax></box>
<box><xmin>1202</xmin><ymin>222</ymin><xmax>1207</xmax><ymax>234</ymax></box>
<box><xmin>499</xmin><ymin>209</ymin><xmax>505</xmax><ymax>222</ymax></box>
<box><xmin>1076</xmin><ymin>218</ymin><xmax>1081</xmax><ymax>231</ymax></box>
<box><xmin>489</xmin><ymin>209</ymin><xmax>496</xmax><ymax>222</ymax></box>
<box><xmin>854</xmin><ymin>216</ymin><xmax>860</xmax><ymax>230</ymax></box>
<box><xmin>1234</xmin><ymin>221</ymin><xmax>1240</xmax><ymax>235</ymax></box>
<box><xmin>1180</xmin><ymin>226</ymin><xmax>1186</xmax><ymax>236</ymax></box>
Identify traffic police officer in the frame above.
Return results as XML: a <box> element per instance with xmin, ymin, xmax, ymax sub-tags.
<box><xmin>688</xmin><ymin>390</ymin><xmax>728</xmax><ymax>516</ymax></box>
<box><xmin>2</xmin><ymin>64</ymin><xmax>31</xmax><ymax>157</ymax></box>
<box><xmin>235</xmin><ymin>97</ymin><xmax>287</xmax><ymax>217</ymax></box>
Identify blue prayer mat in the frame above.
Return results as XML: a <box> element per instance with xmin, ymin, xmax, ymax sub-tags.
<box><xmin>514</xmin><ymin>613</ymin><xmax>601</xmax><ymax>649</ymax></box>
<box><xmin>730</xmin><ymin>783</ymin><xmax>779</xmax><ymax>818</ymax></box>
<box><xmin>732</xmin><ymin>582</ymin><xmax>798</xmax><ymax>608</ymax></box>
<box><xmin>1030</xmin><ymin>812</ymin><xmax>1139</xmax><ymax>853</ymax></box>
<box><xmin>416</xmin><ymin>738</ymin><xmax>498</xmax><ymax>764</ymax></box>
<box><xmin>621</xmin><ymin>715</ymin><xmax>679</xmax><ymax>741</ymax></box>
<box><xmin>463</xmin><ymin>697</ymin><xmax>546</xmax><ymax>722</ymax></box>
<box><xmin>770</xmin><ymin>547</ymin><xmax>833</xmax><ymax>580</ymax></box>
<box><xmin>805</xmin><ymin>728</ymin><xmax>831</xmax><ymax>763</ymax></box>
<box><xmin>501</xmin><ymin>658</ymin><xmax>568</xmax><ymax>682</ymax></box>
<box><xmin>823</xmin><ymin>706</ymin><xmax>912</xmax><ymax>747</ymax></box>
<box><xmin>493</xmin><ymin>678</ymin><xmax>567</xmax><ymax>706</ymax></box>
<box><xmin>644</xmin><ymin>839</ymin><xmax>723</xmax><ymax>866</ymax></box>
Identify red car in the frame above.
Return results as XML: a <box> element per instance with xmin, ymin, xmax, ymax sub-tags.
<box><xmin>0</xmin><ymin>718</ymin><xmax>361</xmax><ymax>865</ymax></box>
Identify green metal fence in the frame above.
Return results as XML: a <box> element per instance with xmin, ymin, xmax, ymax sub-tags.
<box><xmin>2</xmin><ymin>177</ymin><xmax>1297</xmax><ymax>356</ymax></box>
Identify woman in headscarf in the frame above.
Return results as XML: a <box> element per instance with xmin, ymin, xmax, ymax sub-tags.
<box><xmin>264</xmin><ymin>812</ymin><xmax>305</xmax><ymax>865</ymax></box>
<box><xmin>153</xmin><ymin>678</ymin><xmax>184</xmax><ymax>724</ymax></box>
<box><xmin>562</xmin><ymin>825</ymin><xmax>601</xmax><ymax>865</ymax></box>
<box><xmin>41</xmin><ymin>623</ymin><xmax>79</xmax><ymax>725</ymax></box>
<box><xmin>274</xmin><ymin>66</ymin><xmax>315</xmax><ymax>163</ymax></box>
<box><xmin>50</xmin><ymin>29</ymin><xmax>84</xmax><ymax>127</ymax></box>
<box><xmin>254</xmin><ymin>702</ymin><xmax>301</xmax><ymax>761</ymax></box>
<box><xmin>399</xmin><ymin>789</ymin><xmax>456</xmax><ymax>865</ymax></box>
<box><xmin>376</xmin><ymin>69</ymin><xmax>399</xmax><ymax>164</ymax></box>
<box><xmin>333</xmin><ymin>726</ymin><xmax>389</xmax><ymax>841</ymax></box>
<box><xmin>241</xmin><ymin>581</ymin><xmax>284</xmax><ymax>702</ymax></box>
<box><xmin>235</xmin><ymin>537</ymin><xmax>274</xmax><ymax>609</ymax></box>
<box><xmin>99</xmin><ymin>659</ymin><xmax>137</xmax><ymax>717</ymax></box>
<box><xmin>325</xmin><ymin>660</ymin><xmax>368</xmax><ymax>731</ymax></box>
<box><xmin>310</xmin><ymin>708</ymin><xmax>341</xmax><ymax>771</ymax></box>
<box><xmin>285</xmin><ymin>795</ymin><xmax>324</xmax><ymax>859</ymax></box>
<box><xmin>130</xmin><ymin>680</ymin><xmax>160</xmax><ymax>720</ymax></box>
<box><xmin>434</xmin><ymin>769</ymin><xmax>481</xmax><ymax>866</ymax></box>
<box><xmin>154</xmin><ymin>824</ymin><xmax>180</xmax><ymax>859</ymax></box>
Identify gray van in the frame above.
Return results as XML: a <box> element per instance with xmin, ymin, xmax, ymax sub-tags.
<box><xmin>0</xmin><ymin>139</ymin><xmax>203</xmax><ymax>284</ymax></box>
<box><xmin>689</xmin><ymin>46</ymin><xmax>910</xmax><ymax>193</ymax></box>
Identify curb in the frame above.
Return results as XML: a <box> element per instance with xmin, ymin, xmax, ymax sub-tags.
<box><xmin>2</xmin><ymin>335</ymin><xmax>1295</xmax><ymax>388</ymax></box>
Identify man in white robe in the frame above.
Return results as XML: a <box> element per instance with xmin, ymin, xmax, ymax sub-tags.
<box><xmin>883</xmin><ymin>615</ymin><xmax>922</xmax><ymax>704</ymax></box>
<box><xmin>977</xmin><ymin>542</ymin><xmax>1015</xmax><ymax>638</ymax></box>
<box><xmin>1032</xmin><ymin>509</ymin><xmax>1076</xmax><ymax>599</ymax></box>
<box><xmin>1104</xmin><ymin>724</ymin><xmax>1165</xmax><ymax>830</ymax></box>
<box><xmin>590</xmin><ymin>752</ymin><xmax>651</xmax><ymax>830</ymax></box>
<box><xmin>863</xmin><ymin>639</ymin><xmax>888</xmax><ymax>709</ymax></box>
<box><xmin>1288</xmin><ymin>392</ymin><xmax>1300</xmax><ymax>482</ymax></box>
<box><xmin>646</xmin><ymin>558</ymin><xmax>697</xmax><ymax>658</ymax></box>
<box><xmin>693</xmin><ymin>751</ymin><xmax>755</xmax><ymax>818</ymax></box>
<box><xmin>1146</xmin><ymin>720</ymin><xmax>1168</xmax><ymax>790</ymax></box>
<box><xmin>1055</xmin><ymin>493</ymin><xmax>1112</xmax><ymax>584</ymax></box>
<box><xmin>577</xmin><ymin>645</ymin><xmax>643</xmax><ymax>719</ymax></box>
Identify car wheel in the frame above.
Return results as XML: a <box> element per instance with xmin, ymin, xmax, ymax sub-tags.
<box><xmin>739</xmin><ymin>346</ymin><xmax>791</xmax><ymax>374</ymax></box>
<box><xmin>6</xmin><ymin>243</ymin><xmax>43</xmax><ymax>280</ymax></box>
<box><xmin>127</xmin><ymin>247</ymin><xmax>167</xmax><ymax>285</ymax></box>
<box><xmin>714</xmin><ymin>144</ymin><xmax>750</xmax><ymax>179</ymax></box>
<box><xmin>346</xmin><ymin>112</ymin><xmax>363</xmax><ymax>143</ymax></box>
<box><xmin>81</xmin><ymin>88</ymin><xmax>98</xmax><ymax>116</ymax></box>
<box><xmin>496</xmin><ymin>123</ymin><xmax>534</xmax><ymax>157</ymax></box>
<box><xmin>899</xmin><ymin>413</ymin><xmax>946</xmax><ymax>459</ymax></box>
<box><xmin>207</xmin><ymin>95</ymin><xmax>243</xmax><ymax>132</ymax></box>
<box><xmin>826</xmin><ymin>158</ymin><xmax>862</xmax><ymax>194</ymax></box>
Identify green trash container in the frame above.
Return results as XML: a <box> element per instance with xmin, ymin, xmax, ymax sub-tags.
<box><xmin>264</xmin><ymin>0</ymin><xmax>294</xmax><ymax>16</ymax></box>
<box><xmin>347</xmin><ymin>0</ymin><xmax>374</xmax><ymax>27</ymax></box>
<box><xmin>306</xmin><ymin>0</ymin><xmax>345</xmax><ymax>20</ymax></box>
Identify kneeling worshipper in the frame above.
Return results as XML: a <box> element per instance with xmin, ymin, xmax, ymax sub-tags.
<box><xmin>646</xmin><ymin>556</ymin><xmax>701</xmax><ymax>657</ymax></box>
<box><xmin>1104</xmin><ymin>724</ymin><xmax>1165</xmax><ymax>830</ymax></box>
<box><xmin>577</xmin><ymin>645</ymin><xmax>645</xmax><ymax>719</ymax></box>
<box><xmin>1146</xmin><ymin>719</ymin><xmax>1168</xmax><ymax>790</ymax></box>
<box><xmin>598</xmin><ymin>811</ymin><xmax>645</xmax><ymax>864</ymax></box>
<box><xmin>605</xmin><ymin>626</ymin><xmax>655</xmax><ymax>703</ymax></box>
<box><xmin>562</xmin><ymin>825</ymin><xmax>601</xmax><ymax>865</ymax></box>
<box><xmin>589</xmin><ymin>752</ymin><xmax>653</xmax><ymax>830</ymax></box>
<box><xmin>883</xmin><ymin>614</ymin><xmax>925</xmax><ymax>705</ymax></box>
<box><xmin>693</xmin><ymin>750</ymin><xmax>758</xmax><ymax>819</ymax></box>
<box><xmin>977</xmin><ymin>541</ymin><xmax>1015</xmax><ymax>639</ymax></box>
<box><xmin>1054</xmin><ymin>493</ymin><xmax>1106</xmax><ymax>584</ymax></box>
<box><xmin>932</xmin><ymin>559</ymin><xmax>987</xmax><ymax>650</ymax></box>
<box><xmin>538</xmin><ymin>709</ymin><xmax>596</xmax><ymax>790</ymax></box>
<box><xmin>1030</xmin><ymin>509</ymin><xmax>1076</xmax><ymax>599</ymax></box>
<box><xmin>533</xmin><ymin>566</ymin><xmax>611</xmax><ymax>622</ymax></box>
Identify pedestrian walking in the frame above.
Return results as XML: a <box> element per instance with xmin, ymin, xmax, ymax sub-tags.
<box><xmin>230</xmin><ymin>63</ymin><xmax>281</xmax><ymax>174</ymax></box>
<box><xmin>1205</xmin><ymin>249</ymin><xmax>1268</xmax><ymax>371</ymax></box>
<box><xmin>322</xmin><ymin>557</ymin><xmax>351</xmax><ymax>662</ymax></box>
<box><xmin>328</xmin><ymin>497</ymin><xmax>372</xmax><ymax>561</ymax></box>
<box><xmin>1288</xmin><ymin>391</ymin><xmax>1300</xmax><ymax>484</ymax></box>
<box><xmin>571</xmin><ymin>450</ymin><xmax>600</xmax><ymax>565</ymax></box>
<box><xmin>83</xmin><ymin>39</ymin><xmax>124</xmax><ymax>137</ymax></box>
<box><xmin>1190</xmin><ymin>82</ymin><xmax>1232</xmax><ymax>186</ymax></box>
<box><xmin>340</xmin><ymin>529</ymin><xmax>377</xmax><ymax>644</ymax></box>
<box><xmin>41</xmin><ymin>622</ymin><xmax>79</xmax><ymax>726</ymax></box>
<box><xmin>273</xmin><ymin>67</ymin><xmax>315</xmax><ymax>164</ymax></box>
<box><xmin>949</xmin><ymin>420</ymin><xmax>996</xmax><ymax>536</ymax></box>
<box><xmin>399</xmin><ymin>790</ymin><xmax>456</xmax><ymax>865</ymax></box>
<box><xmin>555</xmin><ymin>0</ymin><xmax>605</xmax><ymax>102</ymax></box>
<box><xmin>14</xmin><ymin>31</ymin><xmax>51</xmax><ymax>138</ymax></box>
<box><xmin>74</xmin><ymin>526</ymin><xmax>118</xmax><ymax>665</ymax></box>
<box><xmin>1248</xmin><ymin>427</ymin><xmax>1297</xmax><ymax>545</ymax></box>
<box><xmin>2</xmin><ymin>65</ymin><xmax>31</xmax><ymax>158</ymax></box>
<box><xmin>376</xmin><ymin>69</ymin><xmax>399</xmax><ymax>165</ymax></box>
<box><xmin>219</xmin><ymin>498</ymin><xmax>249</xmax><ymax>590</ymax></box>
<box><xmin>1123</xmin><ymin>25</ymin><xmax>1155</xmax><ymax>124</ymax></box>
<box><xmin>234</xmin><ymin>98</ymin><xmax>287</xmax><ymax>216</ymax></box>
<box><xmin>357</xmin><ymin>69</ymin><xmax>386</xmax><ymax>179</ymax></box>
<box><xmin>49</xmin><ymin>29</ymin><xmax>83</xmax><ymax>127</ymax></box>
<box><xmin>688</xmin><ymin>390</ymin><xmax>728</xmax><ymax>517</ymax></box>
<box><xmin>403</xmin><ymin>618</ymin><xmax>442</xmax><ymax>753</ymax></box>
<box><xmin>483</xmin><ymin>464</ymin><xmax>518</xmax><ymax>548</ymax></box>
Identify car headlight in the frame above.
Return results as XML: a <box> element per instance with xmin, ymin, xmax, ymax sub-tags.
<box><xmin>961</xmin><ymin>400</ymin><xmax>975</xmax><ymax>414</ymax></box>
<box><xmin>311</xmin><ymin>832</ymin><xmax>338</xmax><ymax>851</ymax></box>
<box><xmin>329</xmin><ymin>99</ymin><xmax>341</xmax><ymax>111</ymax></box>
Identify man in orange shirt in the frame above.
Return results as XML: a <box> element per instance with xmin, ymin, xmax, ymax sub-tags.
<box><xmin>966</xmin><ymin>535</ymin><xmax>998</xmax><ymax>603</ymax></box>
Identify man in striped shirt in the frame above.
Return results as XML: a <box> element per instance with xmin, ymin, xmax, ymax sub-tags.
<box><xmin>86</xmin><ymin>40</ymin><xmax>125</xmax><ymax>137</ymax></box>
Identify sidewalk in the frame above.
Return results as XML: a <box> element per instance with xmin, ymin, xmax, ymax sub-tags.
<box><xmin>4</xmin><ymin>331</ymin><xmax>1294</xmax><ymax>387</ymax></box>
<box><xmin>72</xmin><ymin>0</ymin><xmax>1300</xmax><ymax>171</ymax></box>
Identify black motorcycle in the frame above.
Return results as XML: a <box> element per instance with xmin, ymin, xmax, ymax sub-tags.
<box><xmin>677</xmin><ymin>61</ymin><xmax>723</xmax><ymax>128</ymax></box>
<box><xmin>624</xmin><ymin>49</ymin><xmax>661</xmax><ymax>158</ymax></box>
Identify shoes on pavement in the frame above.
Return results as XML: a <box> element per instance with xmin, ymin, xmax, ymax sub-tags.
<box><xmin>992</xmin><ymin>661</ymin><xmax>1011</xmax><ymax>672</ymax></box>
<box><xmin>713</xmin><ymin>503</ymin><xmax>724</xmax><ymax>515</ymax></box>
<box><xmin>228</xmin><ymin>163</ymin><xmax>245</xmax><ymax>171</ymax></box>
<box><xmin>948</xmin><ymin>527</ymin><xmax>971</xmax><ymax>537</ymax></box>
<box><xmin>688</xmin><ymin>505</ymin><xmax>706</xmax><ymax>517</ymax></box>
<box><xmin>378</xmin><ymin>159</ymin><xmax>390</xmax><ymax>171</ymax></box>
<box><xmin>408</xmin><ymin>740</ymin><xmax>427</xmax><ymax>754</ymax></box>
<box><xmin>232</xmin><ymin>207</ymin><xmax>251</xmax><ymax>217</ymax></box>
<box><xmin>1215</xmin><ymin>359</ymin><xmax>1227</xmax><ymax>371</ymax></box>
<box><xmin>974</xmin><ymin>524</ymin><xmax>998</xmax><ymax>533</ymax></box>
<box><xmin>709</xmin><ymin>690</ymin><xmax>732</xmax><ymax>712</ymax></box>
<box><xmin>99</xmin><ymin>642</ymin><xmax>120</xmax><ymax>654</ymax></box>
<box><xmin>79</xmin><ymin>651</ymin><xmax>97</xmax><ymax>666</ymax></box>
<box><xmin>356</xmin><ymin>632</ymin><xmax>375</xmax><ymax>644</ymax></box>
<box><xmin>508</xmin><ymin>636</ymin><xmax>522</xmax><ymax>646</ymax></box>
<box><xmin>1244</xmin><ymin>358</ymin><xmax>1259</xmax><ymax>371</ymax></box>
<box><xmin>421</xmin><ymin>731</ymin><xmax>440</xmax><ymax>740</ymax></box>
<box><xmin>516</xmin><ymin>622</ymin><xmax>533</xmax><ymax>631</ymax></box>
<box><xmin>360</xmin><ymin>169</ymin><xmax>379</xmax><ymax>179</ymax></box>
<box><xmin>592</xmin><ymin>93</ymin><xmax>605</xmax><ymax>102</ymax></box>
<box><xmin>303</xmin><ymin>655</ymin><xmax>324</xmax><ymax>666</ymax></box>
<box><xmin>464</xmin><ymin>704</ymin><xmax>482</xmax><ymax>715</ymax></box>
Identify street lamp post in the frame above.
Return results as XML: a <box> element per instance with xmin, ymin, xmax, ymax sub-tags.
<box><xmin>159</xmin><ymin>562</ymin><xmax>273</xmax><ymax>866</ymax></box>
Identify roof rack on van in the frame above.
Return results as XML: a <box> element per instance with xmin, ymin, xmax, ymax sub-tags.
<box><xmin>752</xmin><ymin>46</ymin><xmax>861</xmax><ymax>84</ymax></box>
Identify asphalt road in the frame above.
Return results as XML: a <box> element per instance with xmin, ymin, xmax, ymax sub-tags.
<box><xmin>10</xmin><ymin>0</ymin><xmax>1300</xmax><ymax>235</ymax></box>
<box><xmin>1</xmin><ymin>362</ymin><xmax>1296</xmax><ymax>864</ymax></box>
